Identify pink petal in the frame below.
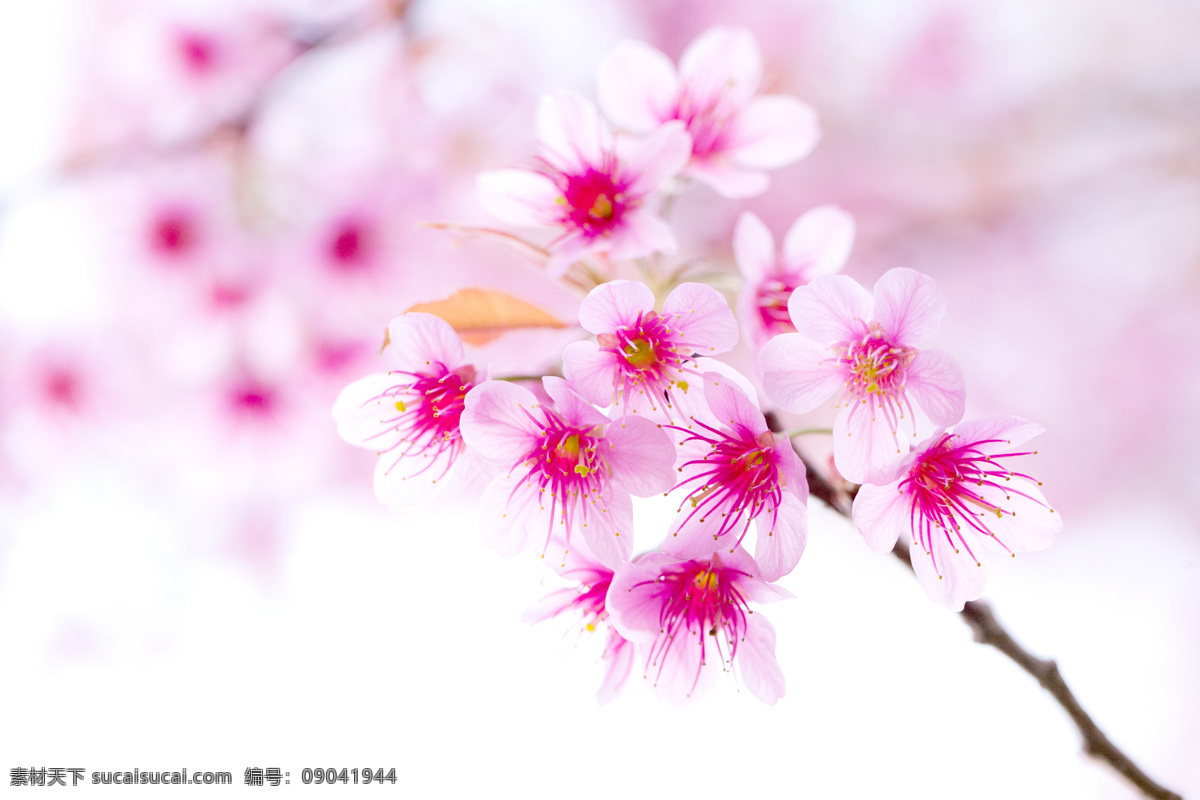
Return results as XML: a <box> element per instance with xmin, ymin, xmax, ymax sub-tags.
<box><xmin>597</xmin><ymin>40</ymin><xmax>679</xmax><ymax>133</ymax></box>
<box><xmin>733</xmin><ymin>211</ymin><xmax>775</xmax><ymax>282</ymax></box>
<box><xmin>543</xmin><ymin>533</ymin><xmax>608</xmax><ymax>578</ymax></box>
<box><xmin>905</xmin><ymin>348</ymin><xmax>965</xmax><ymax>427</ymax></box>
<box><xmin>909</xmin><ymin>533</ymin><xmax>989</xmax><ymax>611</ymax></box>
<box><xmin>606</xmin><ymin>210</ymin><xmax>678</xmax><ymax>262</ymax></box>
<box><xmin>685</xmin><ymin>157</ymin><xmax>769</xmax><ymax>198</ymax></box>
<box><xmin>781</xmin><ymin>205</ymin><xmax>855</xmax><ymax>279</ymax></box>
<box><xmin>460</xmin><ymin>380</ymin><xmax>541</xmax><ymax>466</ymax></box>
<box><xmin>581</xmin><ymin>488</ymin><xmax>634</xmax><ymax>569</ymax></box>
<box><xmin>738</xmin><ymin>615</ymin><xmax>785</xmax><ymax>705</ymax></box>
<box><xmin>597</xmin><ymin>634</ymin><xmax>635</xmax><ymax>704</ymax></box>
<box><xmin>660</xmin><ymin>367</ymin><xmax>719</xmax><ymax>428</ymax></box>
<box><xmin>608</xmin><ymin>553</ymin><xmax>678</xmax><ymax>643</ymax></box>
<box><xmin>679</xmin><ymin>27</ymin><xmax>761</xmax><ymax>104</ymax></box>
<box><xmin>386</xmin><ymin>312</ymin><xmax>466</xmax><ymax>374</ymax></box>
<box><xmin>545</xmin><ymin>231</ymin><xmax>597</xmax><ymax>277</ymax></box>
<box><xmin>536</xmin><ymin>91</ymin><xmax>610</xmax><ymax>174</ymax></box>
<box><xmin>478</xmin><ymin>473</ymin><xmax>541</xmax><ymax>557</ymax></box>
<box><xmin>950</xmin><ymin>415</ymin><xmax>1045</xmax><ymax>450</ymax></box>
<box><xmin>771</xmin><ymin>436</ymin><xmax>808</xmax><ymax>500</ymax></box>
<box><xmin>662</xmin><ymin>282</ymin><xmax>739</xmax><ymax>354</ymax></box>
<box><xmin>476</xmin><ymin>168</ymin><xmax>560</xmax><ymax>228</ymax></box>
<box><xmin>651</xmin><ymin>622</ymin><xmax>717</xmax><ymax>704</ymax></box>
<box><xmin>975</xmin><ymin>479</ymin><xmax>1061</xmax><ymax>553</ymax></box>
<box><xmin>759</xmin><ymin>333</ymin><xmax>842</xmax><ymax>414</ymax></box>
<box><xmin>700</xmin><ymin>371</ymin><xmax>765</xmax><ymax>435</ymax></box>
<box><xmin>663</xmin><ymin>510</ymin><xmax>726</xmax><ymax>561</ymax></box>
<box><xmin>542</xmin><ymin>376</ymin><xmax>609</xmax><ymax>429</ymax></box>
<box><xmin>727</xmin><ymin>94</ymin><xmax>819</xmax><ymax>169</ymax></box>
<box><xmin>832</xmin><ymin>398</ymin><xmax>908</xmax><ymax>485</ymax></box>
<box><xmin>521</xmin><ymin>587</ymin><xmax>583</xmax><ymax>624</ymax></box>
<box><xmin>788</xmin><ymin>273</ymin><xmax>872</xmax><ymax>344</ymax></box>
<box><xmin>691</xmin><ymin>357</ymin><xmax>760</xmax><ymax>403</ymax></box>
<box><xmin>872</xmin><ymin>268</ymin><xmax>945</xmax><ymax>345</ymax></box>
<box><xmin>603</xmin><ymin>414</ymin><xmax>677</xmax><ymax>497</ymax></box>
<box><xmin>617</xmin><ymin>120</ymin><xmax>692</xmax><ymax>194</ymax></box>
<box><xmin>577</xmin><ymin>279</ymin><xmax>655</xmax><ymax>334</ymax></box>
<box><xmin>718</xmin><ymin>547</ymin><xmax>793</xmax><ymax>602</ymax></box>
<box><xmin>619</xmin><ymin>374</ymin><xmax>674</xmax><ymax>420</ymax></box>
<box><xmin>372</xmin><ymin>442</ymin><xmax>457</xmax><ymax>509</ymax></box>
<box><xmin>332</xmin><ymin>372</ymin><xmax>403</xmax><ymax>449</ymax></box>
<box><xmin>562</xmin><ymin>340</ymin><xmax>620</xmax><ymax>408</ymax></box>
<box><xmin>753</xmin><ymin>490</ymin><xmax>807</xmax><ymax>582</ymax></box>
<box><xmin>851</xmin><ymin>481</ymin><xmax>907</xmax><ymax>553</ymax></box>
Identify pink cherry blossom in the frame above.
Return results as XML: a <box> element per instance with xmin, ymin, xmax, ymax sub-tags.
<box><xmin>562</xmin><ymin>280</ymin><xmax>738</xmax><ymax>420</ymax></box>
<box><xmin>459</xmin><ymin>376</ymin><xmax>676</xmax><ymax>568</ymax></box>
<box><xmin>853</xmin><ymin>416</ymin><xmax>1062</xmax><ymax>610</ymax></box>
<box><xmin>607</xmin><ymin>547</ymin><xmax>790</xmax><ymax>704</ymax></box>
<box><xmin>523</xmin><ymin>538</ymin><xmax>634</xmax><ymax>704</ymax></box>
<box><xmin>664</xmin><ymin>372</ymin><xmax>808</xmax><ymax>582</ymax></box>
<box><xmin>759</xmin><ymin>268</ymin><xmax>965</xmax><ymax>484</ymax></box>
<box><xmin>332</xmin><ymin>312</ymin><xmax>481</xmax><ymax>507</ymax></box>
<box><xmin>477</xmin><ymin>92</ymin><xmax>691</xmax><ymax>275</ymax></box>
<box><xmin>597</xmin><ymin>27</ymin><xmax>819</xmax><ymax>198</ymax></box>
<box><xmin>734</xmin><ymin>207</ymin><xmax>855</xmax><ymax>348</ymax></box>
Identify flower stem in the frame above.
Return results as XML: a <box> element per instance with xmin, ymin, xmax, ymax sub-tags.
<box><xmin>787</xmin><ymin>427</ymin><xmax>832</xmax><ymax>437</ymax></box>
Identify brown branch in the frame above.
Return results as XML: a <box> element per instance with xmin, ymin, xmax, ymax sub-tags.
<box><xmin>786</xmin><ymin>441</ymin><xmax>1183</xmax><ymax>800</ymax></box>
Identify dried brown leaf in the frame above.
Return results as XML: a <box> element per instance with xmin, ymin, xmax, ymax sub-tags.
<box><xmin>407</xmin><ymin>288</ymin><xmax>566</xmax><ymax>346</ymax></box>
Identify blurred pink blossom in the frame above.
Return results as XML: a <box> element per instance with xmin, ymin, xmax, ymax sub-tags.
<box><xmin>597</xmin><ymin>27</ymin><xmax>818</xmax><ymax>197</ymax></box>
<box><xmin>733</xmin><ymin>205</ymin><xmax>855</xmax><ymax>348</ymax></box>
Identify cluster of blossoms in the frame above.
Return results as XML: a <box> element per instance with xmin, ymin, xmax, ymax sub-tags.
<box><xmin>335</xmin><ymin>26</ymin><xmax>1061</xmax><ymax>704</ymax></box>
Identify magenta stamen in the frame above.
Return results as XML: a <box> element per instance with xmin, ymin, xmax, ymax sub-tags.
<box><xmin>900</xmin><ymin>432</ymin><xmax>1050</xmax><ymax>575</ymax></box>
<box><xmin>503</xmin><ymin>404</ymin><xmax>607</xmax><ymax>552</ymax></box>
<box><xmin>635</xmin><ymin>559</ymin><xmax>753</xmax><ymax>695</ymax></box>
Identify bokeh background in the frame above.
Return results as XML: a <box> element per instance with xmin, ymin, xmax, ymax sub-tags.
<box><xmin>0</xmin><ymin>0</ymin><xmax>1196</xmax><ymax>797</ymax></box>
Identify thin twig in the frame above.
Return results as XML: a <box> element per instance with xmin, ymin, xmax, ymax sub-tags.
<box><xmin>787</xmin><ymin>442</ymin><xmax>1182</xmax><ymax>800</ymax></box>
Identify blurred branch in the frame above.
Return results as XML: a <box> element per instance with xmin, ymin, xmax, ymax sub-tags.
<box><xmin>783</xmin><ymin>432</ymin><xmax>1183</xmax><ymax>800</ymax></box>
<box><xmin>55</xmin><ymin>3</ymin><xmax>415</xmax><ymax>179</ymax></box>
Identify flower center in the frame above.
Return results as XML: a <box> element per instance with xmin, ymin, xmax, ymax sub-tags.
<box><xmin>375</xmin><ymin>363</ymin><xmax>477</xmax><ymax>480</ymax></box>
<box><xmin>598</xmin><ymin>311</ymin><xmax>680</xmax><ymax>380</ymax></box>
<box><xmin>561</xmin><ymin>168</ymin><xmax>628</xmax><ymax>236</ymax></box>
<box><xmin>177</xmin><ymin>31</ymin><xmax>218</xmax><ymax>75</ymax></box>
<box><xmin>672</xmin><ymin>91</ymin><xmax>737</xmax><ymax>159</ymax></box>
<box><xmin>839</xmin><ymin>323</ymin><xmax>914</xmax><ymax>399</ymax></box>
<box><xmin>670</xmin><ymin>422</ymin><xmax>782</xmax><ymax>546</ymax></box>
<box><xmin>509</xmin><ymin>405</ymin><xmax>608</xmax><ymax>546</ymax></box>
<box><xmin>754</xmin><ymin>275</ymin><xmax>801</xmax><ymax>335</ymax></box>
<box><xmin>328</xmin><ymin>218</ymin><xmax>372</xmax><ymax>270</ymax></box>
<box><xmin>637</xmin><ymin>558</ymin><xmax>752</xmax><ymax>694</ymax></box>
<box><xmin>622</xmin><ymin>337</ymin><xmax>658</xmax><ymax>369</ymax></box>
<box><xmin>150</xmin><ymin>208</ymin><xmax>197</xmax><ymax>258</ymax></box>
